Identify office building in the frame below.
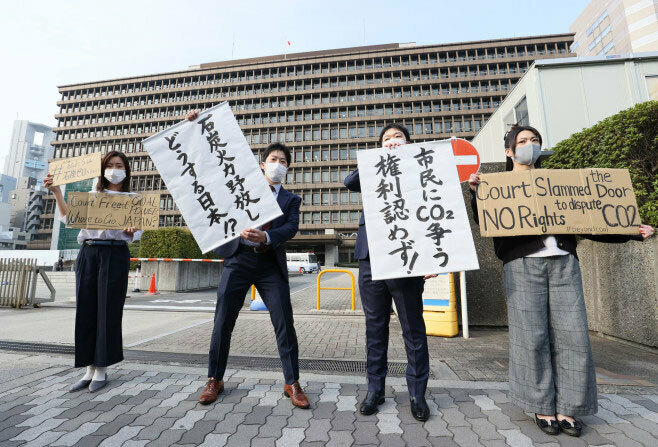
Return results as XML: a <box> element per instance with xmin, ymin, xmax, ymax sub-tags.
<box><xmin>44</xmin><ymin>35</ymin><xmax>573</xmax><ymax>263</ymax></box>
<box><xmin>4</xmin><ymin>120</ymin><xmax>54</xmax><ymax>184</ymax></box>
<box><xmin>570</xmin><ymin>0</ymin><xmax>658</xmax><ymax>56</ymax></box>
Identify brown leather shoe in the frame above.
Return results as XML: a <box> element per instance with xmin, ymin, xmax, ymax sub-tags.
<box><xmin>284</xmin><ymin>381</ymin><xmax>310</xmax><ymax>409</ymax></box>
<box><xmin>199</xmin><ymin>378</ymin><xmax>224</xmax><ymax>405</ymax></box>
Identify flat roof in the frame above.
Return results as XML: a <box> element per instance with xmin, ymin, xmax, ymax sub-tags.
<box><xmin>535</xmin><ymin>51</ymin><xmax>658</xmax><ymax>67</ymax></box>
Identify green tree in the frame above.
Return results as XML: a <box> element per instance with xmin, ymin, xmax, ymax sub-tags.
<box><xmin>544</xmin><ymin>101</ymin><xmax>658</xmax><ymax>226</ymax></box>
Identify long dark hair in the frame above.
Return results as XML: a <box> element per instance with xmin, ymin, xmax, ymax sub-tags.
<box><xmin>504</xmin><ymin>124</ymin><xmax>543</xmax><ymax>171</ymax></box>
<box><xmin>97</xmin><ymin>150</ymin><xmax>131</xmax><ymax>192</ymax></box>
<box><xmin>378</xmin><ymin>123</ymin><xmax>412</xmax><ymax>147</ymax></box>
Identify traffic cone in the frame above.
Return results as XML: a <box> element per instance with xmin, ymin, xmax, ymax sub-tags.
<box><xmin>146</xmin><ymin>273</ymin><xmax>159</xmax><ymax>295</ymax></box>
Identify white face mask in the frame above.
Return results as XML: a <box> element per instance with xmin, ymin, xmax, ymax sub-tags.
<box><xmin>513</xmin><ymin>143</ymin><xmax>542</xmax><ymax>165</ymax></box>
<box><xmin>263</xmin><ymin>163</ymin><xmax>287</xmax><ymax>183</ymax></box>
<box><xmin>383</xmin><ymin>138</ymin><xmax>407</xmax><ymax>148</ymax></box>
<box><xmin>104</xmin><ymin>168</ymin><xmax>126</xmax><ymax>185</ymax></box>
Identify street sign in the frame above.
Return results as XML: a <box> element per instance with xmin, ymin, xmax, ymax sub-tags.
<box><xmin>450</xmin><ymin>138</ymin><xmax>480</xmax><ymax>182</ymax></box>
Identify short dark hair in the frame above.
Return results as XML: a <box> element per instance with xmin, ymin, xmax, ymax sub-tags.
<box><xmin>97</xmin><ymin>150</ymin><xmax>131</xmax><ymax>192</ymax></box>
<box><xmin>262</xmin><ymin>143</ymin><xmax>291</xmax><ymax>165</ymax></box>
<box><xmin>378</xmin><ymin>123</ymin><xmax>411</xmax><ymax>147</ymax></box>
<box><xmin>504</xmin><ymin>124</ymin><xmax>543</xmax><ymax>171</ymax></box>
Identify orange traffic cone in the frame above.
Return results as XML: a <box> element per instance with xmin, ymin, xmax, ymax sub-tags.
<box><xmin>146</xmin><ymin>273</ymin><xmax>159</xmax><ymax>295</ymax></box>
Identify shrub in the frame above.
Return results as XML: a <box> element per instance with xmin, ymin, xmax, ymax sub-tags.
<box><xmin>138</xmin><ymin>227</ymin><xmax>218</xmax><ymax>259</ymax></box>
<box><xmin>544</xmin><ymin>101</ymin><xmax>658</xmax><ymax>226</ymax></box>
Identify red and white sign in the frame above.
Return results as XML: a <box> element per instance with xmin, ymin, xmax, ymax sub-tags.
<box><xmin>450</xmin><ymin>138</ymin><xmax>480</xmax><ymax>182</ymax></box>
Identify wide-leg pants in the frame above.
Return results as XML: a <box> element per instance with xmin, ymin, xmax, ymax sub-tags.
<box><xmin>208</xmin><ymin>249</ymin><xmax>300</xmax><ymax>385</ymax></box>
<box><xmin>503</xmin><ymin>254</ymin><xmax>597</xmax><ymax>416</ymax></box>
<box><xmin>74</xmin><ymin>243</ymin><xmax>129</xmax><ymax>368</ymax></box>
<box><xmin>359</xmin><ymin>259</ymin><xmax>429</xmax><ymax>398</ymax></box>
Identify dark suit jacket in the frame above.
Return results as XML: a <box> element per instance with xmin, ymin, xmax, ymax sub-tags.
<box><xmin>214</xmin><ymin>186</ymin><xmax>301</xmax><ymax>281</ymax></box>
<box><xmin>344</xmin><ymin>169</ymin><xmax>369</xmax><ymax>260</ymax></box>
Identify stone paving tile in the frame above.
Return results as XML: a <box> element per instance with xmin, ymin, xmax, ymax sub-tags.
<box><xmin>2</xmin><ymin>367</ymin><xmax>658</xmax><ymax>447</ymax></box>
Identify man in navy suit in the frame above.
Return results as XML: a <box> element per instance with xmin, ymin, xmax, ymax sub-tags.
<box><xmin>345</xmin><ymin>123</ymin><xmax>431</xmax><ymax>421</ymax></box>
<box><xmin>182</xmin><ymin>115</ymin><xmax>309</xmax><ymax>408</ymax></box>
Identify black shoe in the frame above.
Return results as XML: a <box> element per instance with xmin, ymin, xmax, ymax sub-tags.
<box><xmin>410</xmin><ymin>396</ymin><xmax>430</xmax><ymax>421</ymax></box>
<box><xmin>535</xmin><ymin>414</ymin><xmax>560</xmax><ymax>435</ymax></box>
<box><xmin>359</xmin><ymin>391</ymin><xmax>385</xmax><ymax>415</ymax></box>
<box><xmin>558</xmin><ymin>418</ymin><xmax>582</xmax><ymax>437</ymax></box>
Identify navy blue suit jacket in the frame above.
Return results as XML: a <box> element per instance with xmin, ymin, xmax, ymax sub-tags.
<box><xmin>344</xmin><ymin>169</ymin><xmax>369</xmax><ymax>260</ymax></box>
<box><xmin>214</xmin><ymin>186</ymin><xmax>301</xmax><ymax>281</ymax></box>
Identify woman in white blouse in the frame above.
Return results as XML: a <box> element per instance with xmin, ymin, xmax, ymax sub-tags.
<box><xmin>44</xmin><ymin>151</ymin><xmax>142</xmax><ymax>393</ymax></box>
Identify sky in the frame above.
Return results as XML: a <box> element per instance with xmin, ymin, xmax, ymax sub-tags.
<box><xmin>0</xmin><ymin>0</ymin><xmax>591</xmax><ymax>171</ymax></box>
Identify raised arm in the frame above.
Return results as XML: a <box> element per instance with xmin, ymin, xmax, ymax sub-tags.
<box><xmin>43</xmin><ymin>174</ymin><xmax>67</xmax><ymax>219</ymax></box>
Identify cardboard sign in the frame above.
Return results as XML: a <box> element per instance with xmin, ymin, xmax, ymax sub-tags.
<box><xmin>357</xmin><ymin>140</ymin><xmax>479</xmax><ymax>280</ymax></box>
<box><xmin>66</xmin><ymin>192</ymin><xmax>160</xmax><ymax>230</ymax></box>
<box><xmin>422</xmin><ymin>273</ymin><xmax>453</xmax><ymax>311</ymax></box>
<box><xmin>49</xmin><ymin>152</ymin><xmax>102</xmax><ymax>186</ymax></box>
<box><xmin>142</xmin><ymin>102</ymin><xmax>282</xmax><ymax>253</ymax></box>
<box><xmin>476</xmin><ymin>168</ymin><xmax>640</xmax><ymax>237</ymax></box>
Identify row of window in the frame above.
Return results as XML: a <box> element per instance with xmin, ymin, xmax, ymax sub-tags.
<box><xmin>301</xmin><ymin>211</ymin><xmax>362</xmax><ymax>224</ymax></box>
<box><xmin>58</xmin><ymin>80</ymin><xmax>510</xmax><ymax>127</ymax></box>
<box><xmin>57</xmin><ymin>75</ymin><xmax>516</xmax><ymax>116</ymax></box>
<box><xmin>299</xmin><ymin>190</ymin><xmax>361</xmax><ymax>206</ymax></box>
<box><xmin>59</xmin><ymin>42</ymin><xmax>569</xmax><ymax>100</ymax></box>
<box><xmin>59</xmin><ymin>63</ymin><xmax>528</xmax><ymax>109</ymax></box>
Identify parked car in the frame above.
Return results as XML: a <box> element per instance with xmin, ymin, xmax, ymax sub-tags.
<box><xmin>286</xmin><ymin>252</ymin><xmax>320</xmax><ymax>274</ymax></box>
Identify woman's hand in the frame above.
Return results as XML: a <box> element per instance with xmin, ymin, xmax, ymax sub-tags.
<box><xmin>468</xmin><ymin>172</ymin><xmax>481</xmax><ymax>191</ymax></box>
<box><xmin>383</xmin><ymin>140</ymin><xmax>405</xmax><ymax>150</ymax></box>
<box><xmin>423</xmin><ymin>274</ymin><xmax>438</xmax><ymax>280</ymax></box>
<box><xmin>43</xmin><ymin>174</ymin><xmax>61</xmax><ymax>194</ymax></box>
<box><xmin>639</xmin><ymin>225</ymin><xmax>654</xmax><ymax>240</ymax></box>
<box><xmin>123</xmin><ymin>227</ymin><xmax>137</xmax><ymax>237</ymax></box>
<box><xmin>185</xmin><ymin>109</ymin><xmax>199</xmax><ymax>121</ymax></box>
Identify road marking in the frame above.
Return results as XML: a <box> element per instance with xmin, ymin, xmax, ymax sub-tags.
<box><xmin>124</xmin><ymin>304</ymin><xmax>216</xmax><ymax>312</ymax></box>
<box><xmin>125</xmin><ymin>318</ymin><xmax>213</xmax><ymax>347</ymax></box>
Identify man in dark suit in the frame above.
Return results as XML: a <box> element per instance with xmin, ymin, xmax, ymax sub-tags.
<box><xmin>344</xmin><ymin>123</ymin><xmax>431</xmax><ymax>421</ymax></box>
<box><xmin>191</xmin><ymin>135</ymin><xmax>309</xmax><ymax>408</ymax></box>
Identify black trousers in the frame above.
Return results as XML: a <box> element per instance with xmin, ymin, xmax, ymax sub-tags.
<box><xmin>359</xmin><ymin>258</ymin><xmax>430</xmax><ymax>398</ymax></box>
<box><xmin>208</xmin><ymin>248</ymin><xmax>299</xmax><ymax>384</ymax></box>
<box><xmin>74</xmin><ymin>243</ymin><xmax>129</xmax><ymax>368</ymax></box>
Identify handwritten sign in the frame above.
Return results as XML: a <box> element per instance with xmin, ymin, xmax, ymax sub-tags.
<box><xmin>475</xmin><ymin>169</ymin><xmax>640</xmax><ymax>237</ymax></box>
<box><xmin>49</xmin><ymin>152</ymin><xmax>102</xmax><ymax>186</ymax></box>
<box><xmin>358</xmin><ymin>140</ymin><xmax>479</xmax><ymax>281</ymax></box>
<box><xmin>66</xmin><ymin>192</ymin><xmax>160</xmax><ymax>230</ymax></box>
<box><xmin>142</xmin><ymin>102</ymin><xmax>282</xmax><ymax>253</ymax></box>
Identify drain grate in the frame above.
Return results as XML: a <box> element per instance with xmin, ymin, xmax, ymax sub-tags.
<box><xmin>0</xmin><ymin>340</ymin><xmax>412</xmax><ymax>377</ymax></box>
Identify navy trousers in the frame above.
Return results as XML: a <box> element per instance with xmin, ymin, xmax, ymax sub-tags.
<box><xmin>74</xmin><ymin>244</ymin><xmax>129</xmax><ymax>368</ymax></box>
<box><xmin>359</xmin><ymin>259</ymin><xmax>429</xmax><ymax>398</ymax></box>
<box><xmin>208</xmin><ymin>248</ymin><xmax>300</xmax><ymax>384</ymax></box>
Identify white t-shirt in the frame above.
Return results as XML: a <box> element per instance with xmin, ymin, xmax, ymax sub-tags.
<box><xmin>57</xmin><ymin>186</ymin><xmax>143</xmax><ymax>245</ymax></box>
<box><xmin>526</xmin><ymin>235</ymin><xmax>570</xmax><ymax>257</ymax></box>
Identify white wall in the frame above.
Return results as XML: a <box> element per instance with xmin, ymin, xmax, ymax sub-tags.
<box><xmin>472</xmin><ymin>55</ymin><xmax>658</xmax><ymax>162</ymax></box>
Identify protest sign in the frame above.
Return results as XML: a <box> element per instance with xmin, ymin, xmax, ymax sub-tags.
<box><xmin>475</xmin><ymin>168</ymin><xmax>640</xmax><ymax>237</ymax></box>
<box><xmin>66</xmin><ymin>192</ymin><xmax>160</xmax><ymax>230</ymax></box>
<box><xmin>357</xmin><ymin>140</ymin><xmax>479</xmax><ymax>281</ymax></box>
<box><xmin>49</xmin><ymin>152</ymin><xmax>102</xmax><ymax>186</ymax></box>
<box><xmin>142</xmin><ymin>102</ymin><xmax>282</xmax><ymax>253</ymax></box>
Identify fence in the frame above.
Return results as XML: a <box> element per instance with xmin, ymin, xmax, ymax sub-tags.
<box><xmin>0</xmin><ymin>258</ymin><xmax>56</xmax><ymax>308</ymax></box>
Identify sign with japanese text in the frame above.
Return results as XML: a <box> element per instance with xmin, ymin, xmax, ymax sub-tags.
<box><xmin>66</xmin><ymin>192</ymin><xmax>160</xmax><ymax>230</ymax></box>
<box><xmin>142</xmin><ymin>102</ymin><xmax>282</xmax><ymax>253</ymax></box>
<box><xmin>357</xmin><ymin>140</ymin><xmax>479</xmax><ymax>280</ymax></box>
<box><xmin>49</xmin><ymin>152</ymin><xmax>102</xmax><ymax>186</ymax></box>
<box><xmin>475</xmin><ymin>169</ymin><xmax>640</xmax><ymax>237</ymax></box>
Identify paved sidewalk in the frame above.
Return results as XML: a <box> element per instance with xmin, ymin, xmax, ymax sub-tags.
<box><xmin>1</xmin><ymin>352</ymin><xmax>657</xmax><ymax>447</ymax></box>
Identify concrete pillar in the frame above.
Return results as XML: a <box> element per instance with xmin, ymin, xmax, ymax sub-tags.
<box><xmin>324</xmin><ymin>243</ymin><xmax>338</xmax><ymax>267</ymax></box>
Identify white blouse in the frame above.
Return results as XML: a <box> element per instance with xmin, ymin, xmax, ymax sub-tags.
<box><xmin>526</xmin><ymin>235</ymin><xmax>570</xmax><ymax>258</ymax></box>
<box><xmin>57</xmin><ymin>187</ymin><xmax>143</xmax><ymax>245</ymax></box>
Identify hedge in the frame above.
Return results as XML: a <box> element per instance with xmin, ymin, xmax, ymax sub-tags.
<box><xmin>544</xmin><ymin>101</ymin><xmax>658</xmax><ymax>227</ymax></box>
<box><xmin>138</xmin><ymin>228</ymin><xmax>218</xmax><ymax>259</ymax></box>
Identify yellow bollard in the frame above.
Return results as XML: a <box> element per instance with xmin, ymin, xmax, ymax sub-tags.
<box><xmin>316</xmin><ymin>269</ymin><xmax>355</xmax><ymax>311</ymax></box>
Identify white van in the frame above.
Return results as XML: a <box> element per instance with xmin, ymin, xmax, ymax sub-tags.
<box><xmin>286</xmin><ymin>252</ymin><xmax>320</xmax><ymax>274</ymax></box>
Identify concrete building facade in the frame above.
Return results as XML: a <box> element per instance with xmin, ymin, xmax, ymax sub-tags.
<box><xmin>4</xmin><ymin>120</ymin><xmax>54</xmax><ymax>184</ymax></box>
<box><xmin>570</xmin><ymin>0</ymin><xmax>658</xmax><ymax>56</ymax></box>
<box><xmin>44</xmin><ymin>35</ymin><xmax>573</xmax><ymax>263</ymax></box>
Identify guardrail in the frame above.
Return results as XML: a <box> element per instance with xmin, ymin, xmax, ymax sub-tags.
<box><xmin>316</xmin><ymin>269</ymin><xmax>356</xmax><ymax>311</ymax></box>
<box><xmin>130</xmin><ymin>258</ymin><xmax>223</xmax><ymax>263</ymax></box>
<box><xmin>0</xmin><ymin>258</ymin><xmax>56</xmax><ymax>308</ymax></box>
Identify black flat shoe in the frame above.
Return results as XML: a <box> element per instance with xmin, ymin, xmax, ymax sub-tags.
<box><xmin>410</xmin><ymin>396</ymin><xmax>430</xmax><ymax>421</ymax></box>
<box><xmin>535</xmin><ymin>414</ymin><xmax>560</xmax><ymax>435</ymax></box>
<box><xmin>69</xmin><ymin>379</ymin><xmax>91</xmax><ymax>392</ymax></box>
<box><xmin>558</xmin><ymin>418</ymin><xmax>582</xmax><ymax>437</ymax></box>
<box><xmin>359</xmin><ymin>391</ymin><xmax>385</xmax><ymax>415</ymax></box>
